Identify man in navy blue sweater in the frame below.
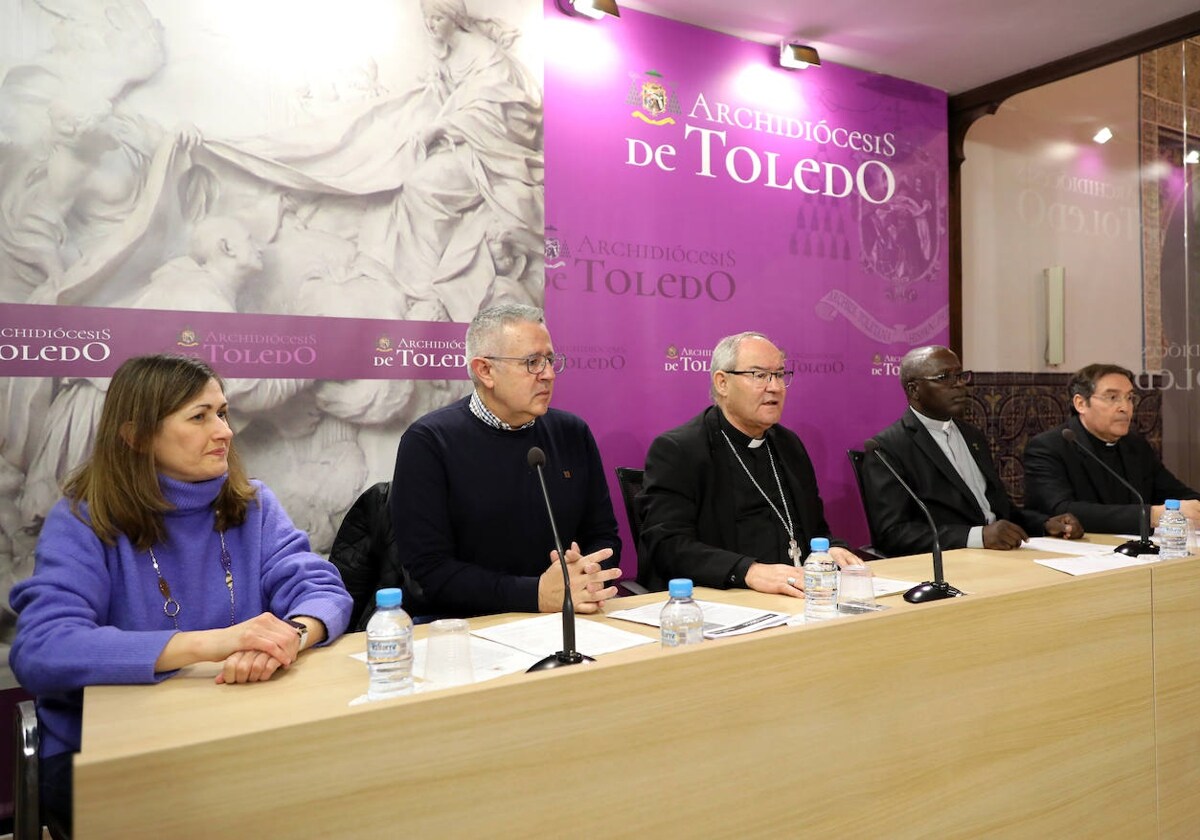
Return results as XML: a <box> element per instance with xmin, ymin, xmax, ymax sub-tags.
<box><xmin>390</xmin><ymin>303</ymin><xmax>622</xmax><ymax>618</ymax></box>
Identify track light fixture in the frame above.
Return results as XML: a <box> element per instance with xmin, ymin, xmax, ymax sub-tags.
<box><xmin>556</xmin><ymin>0</ymin><xmax>620</xmax><ymax>19</ymax></box>
<box><xmin>780</xmin><ymin>42</ymin><xmax>821</xmax><ymax>70</ymax></box>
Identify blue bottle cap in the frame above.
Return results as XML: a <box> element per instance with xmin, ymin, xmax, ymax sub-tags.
<box><xmin>1166</xmin><ymin>499</ymin><xmax>1181</xmax><ymax>510</ymax></box>
<box><xmin>810</xmin><ymin>537</ymin><xmax>830</xmax><ymax>552</ymax></box>
<box><xmin>667</xmin><ymin>578</ymin><xmax>693</xmax><ymax>598</ymax></box>
<box><xmin>376</xmin><ymin>587</ymin><xmax>403</xmax><ymax>608</ymax></box>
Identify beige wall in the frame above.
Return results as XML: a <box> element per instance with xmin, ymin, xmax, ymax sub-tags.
<box><xmin>961</xmin><ymin>59</ymin><xmax>1142</xmax><ymax>373</ymax></box>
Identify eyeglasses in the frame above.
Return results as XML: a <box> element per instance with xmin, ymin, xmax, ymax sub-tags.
<box><xmin>1089</xmin><ymin>392</ymin><xmax>1140</xmax><ymax>408</ymax></box>
<box><xmin>483</xmin><ymin>353</ymin><xmax>567</xmax><ymax>375</ymax></box>
<box><xmin>915</xmin><ymin>370</ymin><xmax>973</xmax><ymax>386</ymax></box>
<box><xmin>724</xmin><ymin>369</ymin><xmax>795</xmax><ymax>388</ymax></box>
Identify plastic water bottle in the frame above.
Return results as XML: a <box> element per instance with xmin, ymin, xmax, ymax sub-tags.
<box><xmin>660</xmin><ymin>578</ymin><xmax>704</xmax><ymax>647</ymax></box>
<box><xmin>366</xmin><ymin>587</ymin><xmax>413</xmax><ymax>699</ymax></box>
<box><xmin>1158</xmin><ymin>499</ymin><xmax>1189</xmax><ymax>560</ymax></box>
<box><xmin>804</xmin><ymin>537</ymin><xmax>838</xmax><ymax>621</ymax></box>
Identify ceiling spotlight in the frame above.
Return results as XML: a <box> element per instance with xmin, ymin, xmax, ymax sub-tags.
<box><xmin>1092</xmin><ymin>127</ymin><xmax>1113</xmax><ymax>144</ymax></box>
<box><xmin>780</xmin><ymin>42</ymin><xmax>821</xmax><ymax>70</ymax></box>
<box><xmin>1186</xmin><ymin>150</ymin><xmax>1200</xmax><ymax>165</ymax></box>
<box><xmin>556</xmin><ymin>0</ymin><xmax>620</xmax><ymax>18</ymax></box>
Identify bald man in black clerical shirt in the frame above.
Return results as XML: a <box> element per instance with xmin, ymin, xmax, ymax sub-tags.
<box><xmin>863</xmin><ymin>345</ymin><xmax>1082</xmax><ymax>557</ymax></box>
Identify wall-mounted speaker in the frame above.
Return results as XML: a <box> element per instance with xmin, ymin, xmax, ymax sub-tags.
<box><xmin>1045</xmin><ymin>266</ymin><xmax>1065</xmax><ymax>366</ymax></box>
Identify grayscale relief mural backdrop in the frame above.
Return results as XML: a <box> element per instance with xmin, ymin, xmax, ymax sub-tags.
<box><xmin>0</xmin><ymin>0</ymin><xmax>544</xmax><ymax>657</ymax></box>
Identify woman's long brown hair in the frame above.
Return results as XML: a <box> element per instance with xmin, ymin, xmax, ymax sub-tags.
<box><xmin>63</xmin><ymin>354</ymin><xmax>256</xmax><ymax>550</ymax></box>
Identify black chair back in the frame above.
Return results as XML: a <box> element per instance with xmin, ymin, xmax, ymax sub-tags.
<box><xmin>613</xmin><ymin>467</ymin><xmax>650</xmax><ymax>592</ymax></box>
<box><xmin>847</xmin><ymin>449</ymin><xmax>886</xmax><ymax>559</ymax></box>
<box><xmin>329</xmin><ymin>482</ymin><xmax>424</xmax><ymax>630</ymax></box>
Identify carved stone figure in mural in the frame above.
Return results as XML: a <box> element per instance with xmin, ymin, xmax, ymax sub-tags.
<box><xmin>478</xmin><ymin>221</ymin><xmax>544</xmax><ymax>310</ymax></box>
<box><xmin>200</xmin><ymin>0</ymin><xmax>544</xmax><ymax>322</ymax></box>
<box><xmin>0</xmin><ymin>0</ymin><xmax>186</xmax><ymax>304</ymax></box>
<box><xmin>128</xmin><ymin>215</ymin><xmax>263</xmax><ymax>310</ymax></box>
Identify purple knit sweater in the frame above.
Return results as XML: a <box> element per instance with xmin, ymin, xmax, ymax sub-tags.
<box><xmin>10</xmin><ymin>474</ymin><xmax>352</xmax><ymax>758</ymax></box>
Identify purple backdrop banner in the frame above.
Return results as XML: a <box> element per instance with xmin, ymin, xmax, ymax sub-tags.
<box><xmin>543</xmin><ymin>5</ymin><xmax>949</xmax><ymax>558</ymax></box>
<box><xmin>0</xmin><ymin>304</ymin><xmax>467</xmax><ymax>381</ymax></box>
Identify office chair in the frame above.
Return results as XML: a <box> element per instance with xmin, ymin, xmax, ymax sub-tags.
<box><xmin>14</xmin><ymin>700</ymin><xmax>39</xmax><ymax>840</ymax></box>
<box><xmin>846</xmin><ymin>449</ymin><xmax>886</xmax><ymax>559</ymax></box>
<box><xmin>330</xmin><ymin>481</ymin><xmax>435</xmax><ymax>629</ymax></box>
<box><xmin>613</xmin><ymin>467</ymin><xmax>650</xmax><ymax>594</ymax></box>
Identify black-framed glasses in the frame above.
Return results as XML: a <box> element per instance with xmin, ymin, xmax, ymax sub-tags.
<box><xmin>484</xmin><ymin>353</ymin><xmax>567</xmax><ymax>375</ymax></box>
<box><xmin>915</xmin><ymin>370</ymin><xmax>972</xmax><ymax>386</ymax></box>
<box><xmin>1089</xmin><ymin>392</ymin><xmax>1140</xmax><ymax>408</ymax></box>
<box><xmin>724</xmin><ymin>369</ymin><xmax>795</xmax><ymax>388</ymax></box>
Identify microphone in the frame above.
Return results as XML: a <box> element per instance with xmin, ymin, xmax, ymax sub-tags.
<box><xmin>865</xmin><ymin>440</ymin><xmax>964</xmax><ymax>603</ymax></box>
<box><xmin>1061</xmin><ymin>428</ymin><xmax>1158</xmax><ymax>557</ymax></box>
<box><xmin>526</xmin><ymin>446</ymin><xmax>593</xmax><ymax>670</ymax></box>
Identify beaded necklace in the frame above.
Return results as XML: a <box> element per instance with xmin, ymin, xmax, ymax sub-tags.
<box><xmin>147</xmin><ymin>532</ymin><xmax>235</xmax><ymax>630</ymax></box>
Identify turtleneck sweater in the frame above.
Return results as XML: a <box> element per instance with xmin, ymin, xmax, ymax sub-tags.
<box><xmin>10</xmin><ymin>474</ymin><xmax>351</xmax><ymax>758</ymax></box>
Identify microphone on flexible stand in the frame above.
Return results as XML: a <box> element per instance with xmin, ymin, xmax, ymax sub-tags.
<box><xmin>865</xmin><ymin>440</ymin><xmax>964</xmax><ymax>603</ymax></box>
<box><xmin>1060</xmin><ymin>428</ymin><xmax>1159</xmax><ymax>557</ymax></box>
<box><xmin>526</xmin><ymin>446</ymin><xmax>593</xmax><ymax>671</ymax></box>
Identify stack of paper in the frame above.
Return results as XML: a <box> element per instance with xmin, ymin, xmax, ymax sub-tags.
<box><xmin>608</xmin><ymin>600</ymin><xmax>791</xmax><ymax>638</ymax></box>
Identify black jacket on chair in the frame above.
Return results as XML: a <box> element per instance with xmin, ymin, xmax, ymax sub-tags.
<box><xmin>329</xmin><ymin>482</ymin><xmax>422</xmax><ymax>631</ymax></box>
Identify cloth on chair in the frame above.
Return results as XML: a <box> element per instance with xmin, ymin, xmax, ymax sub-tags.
<box><xmin>329</xmin><ymin>482</ymin><xmax>421</xmax><ymax>631</ymax></box>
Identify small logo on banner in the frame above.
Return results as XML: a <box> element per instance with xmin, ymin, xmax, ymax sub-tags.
<box><xmin>662</xmin><ymin>345</ymin><xmax>708</xmax><ymax>374</ymax></box>
<box><xmin>375</xmin><ymin>336</ymin><xmax>393</xmax><ymax>353</ymax></box>
<box><xmin>626</xmin><ymin>70</ymin><xmax>680</xmax><ymax>126</ymax></box>
<box><xmin>177</xmin><ymin>328</ymin><xmax>199</xmax><ymax>348</ymax></box>
<box><xmin>545</xmin><ymin>224</ymin><xmax>568</xmax><ymax>269</ymax></box>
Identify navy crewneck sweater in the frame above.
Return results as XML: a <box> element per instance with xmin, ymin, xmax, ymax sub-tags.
<box><xmin>390</xmin><ymin>397</ymin><xmax>620</xmax><ymax>617</ymax></box>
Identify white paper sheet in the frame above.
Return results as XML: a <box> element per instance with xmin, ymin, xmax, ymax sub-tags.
<box><xmin>470</xmin><ymin>613</ymin><xmax>657</xmax><ymax>657</ymax></box>
<box><xmin>871</xmin><ymin>576</ymin><xmax>920</xmax><ymax>596</ymax></box>
<box><xmin>1034</xmin><ymin>553</ymin><xmax>1159</xmax><ymax>576</ymax></box>
<box><xmin>1022</xmin><ymin>537</ymin><xmax>1123</xmax><ymax>556</ymax></box>
<box><xmin>349</xmin><ymin>635</ymin><xmax>542</xmax><ymax>697</ymax></box>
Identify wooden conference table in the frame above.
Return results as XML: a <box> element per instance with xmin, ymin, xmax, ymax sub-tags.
<box><xmin>75</xmin><ymin>542</ymin><xmax>1200</xmax><ymax>838</ymax></box>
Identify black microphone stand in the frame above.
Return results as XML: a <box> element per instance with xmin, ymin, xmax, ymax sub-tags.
<box><xmin>1061</xmin><ymin>428</ymin><xmax>1159</xmax><ymax>557</ymax></box>
<box><xmin>866</xmin><ymin>441</ymin><xmax>964</xmax><ymax>603</ymax></box>
<box><xmin>527</xmin><ymin>447</ymin><xmax>593</xmax><ymax>670</ymax></box>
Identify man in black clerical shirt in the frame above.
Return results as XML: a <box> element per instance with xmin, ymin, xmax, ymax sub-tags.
<box><xmin>1023</xmin><ymin>363</ymin><xmax>1200</xmax><ymax>534</ymax></box>
<box><xmin>862</xmin><ymin>345</ymin><xmax>1081</xmax><ymax>557</ymax></box>
<box><xmin>637</xmin><ymin>331</ymin><xmax>861</xmax><ymax>595</ymax></box>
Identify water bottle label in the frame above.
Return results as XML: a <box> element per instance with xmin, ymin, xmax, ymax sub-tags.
<box><xmin>368</xmin><ymin>636</ymin><xmax>410</xmax><ymax>662</ymax></box>
<box><xmin>661</xmin><ymin>624</ymin><xmax>703</xmax><ymax>647</ymax></box>
<box><xmin>804</xmin><ymin>569</ymin><xmax>837</xmax><ymax>595</ymax></box>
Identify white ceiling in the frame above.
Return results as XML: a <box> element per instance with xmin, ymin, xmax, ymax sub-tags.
<box><xmin>620</xmin><ymin>0</ymin><xmax>1199</xmax><ymax>95</ymax></box>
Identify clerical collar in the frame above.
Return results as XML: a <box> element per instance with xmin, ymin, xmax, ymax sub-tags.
<box><xmin>1079</xmin><ymin>422</ymin><xmax>1119</xmax><ymax>448</ymax></box>
<box><xmin>719</xmin><ymin>412</ymin><xmax>767</xmax><ymax>448</ymax></box>
<box><xmin>469</xmin><ymin>391</ymin><xmax>535</xmax><ymax>431</ymax></box>
<box><xmin>910</xmin><ymin>406</ymin><xmax>954</xmax><ymax>434</ymax></box>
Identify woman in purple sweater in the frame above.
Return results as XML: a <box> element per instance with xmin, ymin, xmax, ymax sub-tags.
<box><xmin>10</xmin><ymin>354</ymin><xmax>352</xmax><ymax>838</ymax></box>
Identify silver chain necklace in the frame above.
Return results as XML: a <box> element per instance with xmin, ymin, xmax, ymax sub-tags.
<box><xmin>147</xmin><ymin>531</ymin><xmax>235</xmax><ymax>630</ymax></box>
<box><xmin>721</xmin><ymin>430</ymin><xmax>801</xmax><ymax>565</ymax></box>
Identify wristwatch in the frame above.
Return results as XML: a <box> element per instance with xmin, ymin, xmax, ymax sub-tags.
<box><xmin>285</xmin><ymin>618</ymin><xmax>309</xmax><ymax>650</ymax></box>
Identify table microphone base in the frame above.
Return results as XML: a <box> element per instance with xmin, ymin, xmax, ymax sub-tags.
<box><xmin>527</xmin><ymin>651</ymin><xmax>594</xmax><ymax>671</ymax></box>
<box><xmin>904</xmin><ymin>581</ymin><xmax>965</xmax><ymax>603</ymax></box>
<box><xmin>1115</xmin><ymin>539</ymin><xmax>1159</xmax><ymax>557</ymax></box>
